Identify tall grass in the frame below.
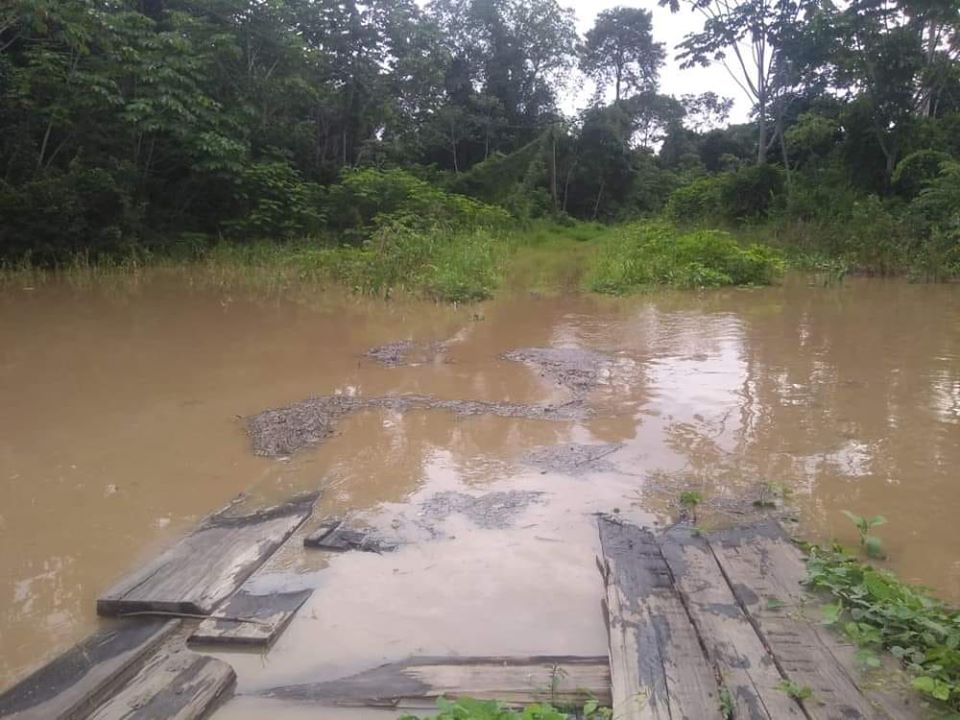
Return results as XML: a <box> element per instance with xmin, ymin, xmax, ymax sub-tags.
<box><xmin>588</xmin><ymin>221</ymin><xmax>785</xmax><ymax>293</ymax></box>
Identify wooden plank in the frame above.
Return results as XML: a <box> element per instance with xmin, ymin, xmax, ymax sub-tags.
<box><xmin>658</xmin><ymin>524</ymin><xmax>803</xmax><ymax>720</ymax></box>
<box><xmin>262</xmin><ymin>656</ymin><xmax>610</xmax><ymax>709</ymax></box>
<box><xmin>709</xmin><ymin>523</ymin><xmax>899</xmax><ymax>720</ymax></box>
<box><xmin>597</xmin><ymin>516</ymin><xmax>721</xmax><ymax>720</ymax></box>
<box><xmin>303</xmin><ymin>517</ymin><xmax>398</xmax><ymax>554</ymax></box>
<box><xmin>87</xmin><ymin>642</ymin><xmax>235</xmax><ymax>720</ymax></box>
<box><xmin>98</xmin><ymin>492</ymin><xmax>318</xmax><ymax>616</ymax></box>
<box><xmin>0</xmin><ymin>620</ymin><xmax>177</xmax><ymax>720</ymax></box>
<box><xmin>189</xmin><ymin>588</ymin><xmax>312</xmax><ymax>646</ymax></box>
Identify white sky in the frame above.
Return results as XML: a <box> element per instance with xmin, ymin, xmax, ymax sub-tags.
<box><xmin>563</xmin><ymin>0</ymin><xmax>752</xmax><ymax>122</ymax></box>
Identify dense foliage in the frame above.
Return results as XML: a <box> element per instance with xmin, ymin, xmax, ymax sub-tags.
<box><xmin>1</xmin><ymin>0</ymin><xmax>959</xmax><ymax>279</ymax></box>
<box><xmin>400</xmin><ymin>697</ymin><xmax>611</xmax><ymax>720</ymax></box>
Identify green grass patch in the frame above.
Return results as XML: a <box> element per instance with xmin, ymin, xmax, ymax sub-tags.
<box><xmin>587</xmin><ymin>221</ymin><xmax>785</xmax><ymax>294</ymax></box>
<box><xmin>807</xmin><ymin>545</ymin><xmax>960</xmax><ymax>712</ymax></box>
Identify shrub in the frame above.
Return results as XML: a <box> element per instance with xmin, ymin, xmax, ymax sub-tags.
<box><xmin>664</xmin><ymin>176</ymin><xmax>724</xmax><ymax>224</ymax></box>
<box><xmin>325</xmin><ymin>168</ymin><xmax>510</xmax><ymax>241</ymax></box>
<box><xmin>892</xmin><ymin>150</ymin><xmax>952</xmax><ymax>199</ymax></box>
<box><xmin>224</xmin><ymin>161</ymin><xmax>324</xmax><ymax>239</ymax></box>
<box><xmin>720</xmin><ymin>164</ymin><xmax>786</xmax><ymax>221</ymax></box>
<box><xmin>588</xmin><ymin>221</ymin><xmax>784</xmax><ymax>293</ymax></box>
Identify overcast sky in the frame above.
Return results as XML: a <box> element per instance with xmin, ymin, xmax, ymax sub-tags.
<box><xmin>562</xmin><ymin>0</ymin><xmax>751</xmax><ymax>122</ymax></box>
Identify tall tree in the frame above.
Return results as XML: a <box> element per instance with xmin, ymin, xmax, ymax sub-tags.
<box><xmin>580</xmin><ymin>7</ymin><xmax>665</xmax><ymax>103</ymax></box>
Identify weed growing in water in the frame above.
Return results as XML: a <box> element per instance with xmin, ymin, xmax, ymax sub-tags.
<box><xmin>678</xmin><ymin>491</ymin><xmax>703</xmax><ymax>524</ymax></box>
<box><xmin>841</xmin><ymin>510</ymin><xmax>888</xmax><ymax>559</ymax></box>
<box><xmin>807</xmin><ymin>545</ymin><xmax>960</xmax><ymax>711</ymax></box>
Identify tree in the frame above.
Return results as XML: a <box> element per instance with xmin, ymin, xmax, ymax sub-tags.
<box><xmin>662</xmin><ymin>0</ymin><xmax>813</xmax><ymax>164</ymax></box>
<box><xmin>580</xmin><ymin>7</ymin><xmax>665</xmax><ymax>104</ymax></box>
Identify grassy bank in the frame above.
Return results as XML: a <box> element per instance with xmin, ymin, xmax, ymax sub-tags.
<box><xmin>1</xmin><ymin>219</ymin><xmax>790</xmax><ymax>302</ymax></box>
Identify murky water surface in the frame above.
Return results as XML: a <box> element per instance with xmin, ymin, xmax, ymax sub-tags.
<box><xmin>1</xmin><ymin>275</ymin><xmax>959</xmax><ymax>713</ymax></box>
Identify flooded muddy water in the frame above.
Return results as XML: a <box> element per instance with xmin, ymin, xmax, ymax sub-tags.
<box><xmin>1</xmin><ymin>275</ymin><xmax>959</xmax><ymax>713</ymax></box>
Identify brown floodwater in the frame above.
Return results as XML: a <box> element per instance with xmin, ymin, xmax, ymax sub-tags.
<box><xmin>1</xmin><ymin>274</ymin><xmax>959</xmax><ymax>715</ymax></box>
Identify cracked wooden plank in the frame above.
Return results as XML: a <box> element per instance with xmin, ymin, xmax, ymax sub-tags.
<box><xmin>657</xmin><ymin>525</ymin><xmax>803</xmax><ymax>720</ymax></box>
<box><xmin>709</xmin><ymin>522</ymin><xmax>901</xmax><ymax>720</ymax></box>
<box><xmin>0</xmin><ymin>619</ymin><xmax>177</xmax><ymax>720</ymax></box>
<box><xmin>597</xmin><ymin>516</ymin><xmax>720</xmax><ymax>720</ymax></box>
<box><xmin>303</xmin><ymin>517</ymin><xmax>398</xmax><ymax>554</ymax></box>
<box><xmin>97</xmin><ymin>492</ymin><xmax>318</xmax><ymax>616</ymax></box>
<box><xmin>87</xmin><ymin>641</ymin><xmax>235</xmax><ymax>720</ymax></box>
<box><xmin>189</xmin><ymin>588</ymin><xmax>312</xmax><ymax>646</ymax></box>
<box><xmin>262</xmin><ymin>656</ymin><xmax>610</xmax><ymax>709</ymax></box>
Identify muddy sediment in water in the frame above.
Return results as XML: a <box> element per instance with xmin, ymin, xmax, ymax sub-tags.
<box><xmin>247</xmin><ymin>394</ymin><xmax>586</xmax><ymax>457</ymax></box>
<box><xmin>502</xmin><ymin>347</ymin><xmax>618</xmax><ymax>397</ymax></box>
<box><xmin>363</xmin><ymin>340</ymin><xmax>447</xmax><ymax>367</ymax></box>
<box><xmin>523</xmin><ymin>443</ymin><xmax>624</xmax><ymax>474</ymax></box>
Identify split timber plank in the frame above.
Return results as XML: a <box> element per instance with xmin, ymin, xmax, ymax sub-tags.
<box><xmin>0</xmin><ymin>620</ymin><xmax>177</xmax><ymax>720</ymax></box>
<box><xmin>87</xmin><ymin>642</ymin><xmax>235</xmax><ymax>720</ymax></box>
<box><xmin>262</xmin><ymin>656</ymin><xmax>610</xmax><ymax>709</ymax></box>
<box><xmin>97</xmin><ymin>492</ymin><xmax>318</xmax><ymax>616</ymax></box>
<box><xmin>597</xmin><ymin>516</ymin><xmax>720</xmax><ymax>720</ymax></box>
<box><xmin>657</xmin><ymin>525</ymin><xmax>803</xmax><ymax>720</ymax></box>
<box><xmin>189</xmin><ymin>588</ymin><xmax>312</xmax><ymax>646</ymax></box>
<box><xmin>303</xmin><ymin>517</ymin><xmax>398</xmax><ymax>553</ymax></box>
<box><xmin>709</xmin><ymin>523</ymin><xmax>902</xmax><ymax>720</ymax></box>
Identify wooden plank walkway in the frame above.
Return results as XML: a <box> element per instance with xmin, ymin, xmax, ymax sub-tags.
<box><xmin>262</xmin><ymin>656</ymin><xmax>611</xmax><ymax>709</ymax></box>
<box><xmin>598</xmin><ymin>517</ymin><xmax>910</xmax><ymax>720</ymax></box>
<box><xmin>0</xmin><ymin>620</ymin><xmax>177</xmax><ymax>720</ymax></box>
<box><xmin>97</xmin><ymin>492</ymin><xmax>317</xmax><ymax>616</ymax></box>
<box><xmin>190</xmin><ymin>588</ymin><xmax>312</xmax><ymax>646</ymax></box>
<box><xmin>86</xmin><ymin>641</ymin><xmax>234</xmax><ymax>720</ymax></box>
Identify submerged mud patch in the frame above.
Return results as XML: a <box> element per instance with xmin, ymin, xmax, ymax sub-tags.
<box><xmin>524</xmin><ymin>443</ymin><xmax>624</xmax><ymax>474</ymax></box>
<box><xmin>363</xmin><ymin>340</ymin><xmax>446</xmax><ymax>368</ymax></box>
<box><xmin>247</xmin><ymin>395</ymin><xmax>585</xmax><ymax>457</ymax></box>
<box><xmin>502</xmin><ymin>347</ymin><xmax>620</xmax><ymax>397</ymax></box>
<box><xmin>416</xmin><ymin>490</ymin><xmax>544</xmax><ymax>530</ymax></box>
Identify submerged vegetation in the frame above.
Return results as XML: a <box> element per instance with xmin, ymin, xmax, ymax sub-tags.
<box><xmin>807</xmin><ymin>546</ymin><xmax>960</xmax><ymax>712</ymax></box>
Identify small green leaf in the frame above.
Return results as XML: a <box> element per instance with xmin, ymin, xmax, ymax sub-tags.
<box><xmin>766</xmin><ymin>597</ymin><xmax>786</xmax><ymax>610</ymax></box>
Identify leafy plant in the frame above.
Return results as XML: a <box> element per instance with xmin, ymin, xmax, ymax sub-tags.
<box><xmin>841</xmin><ymin>510</ymin><xmax>887</xmax><ymax>559</ymax></box>
<box><xmin>807</xmin><ymin>545</ymin><xmax>960</xmax><ymax>710</ymax></box>
<box><xmin>400</xmin><ymin>698</ymin><xmax>611</xmax><ymax>720</ymax></box>
<box><xmin>679</xmin><ymin>491</ymin><xmax>703</xmax><ymax>524</ymax></box>
<box><xmin>719</xmin><ymin>686</ymin><xmax>734</xmax><ymax>719</ymax></box>
<box><xmin>777</xmin><ymin>680</ymin><xmax>813</xmax><ymax>702</ymax></box>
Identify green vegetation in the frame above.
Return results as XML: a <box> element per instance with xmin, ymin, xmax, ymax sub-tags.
<box><xmin>841</xmin><ymin>511</ymin><xmax>888</xmax><ymax>560</ymax></box>
<box><xmin>2</xmin><ymin>0</ymin><xmax>959</xmax><ymax>289</ymax></box>
<box><xmin>807</xmin><ymin>546</ymin><xmax>960</xmax><ymax>712</ymax></box>
<box><xmin>589</xmin><ymin>223</ymin><xmax>784</xmax><ymax>293</ymax></box>
<box><xmin>399</xmin><ymin>698</ymin><xmax>611</xmax><ymax>720</ymax></box>
<box><xmin>777</xmin><ymin>680</ymin><xmax>814</xmax><ymax>702</ymax></box>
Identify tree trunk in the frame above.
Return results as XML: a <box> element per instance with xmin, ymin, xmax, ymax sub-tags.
<box><xmin>549</xmin><ymin>128</ymin><xmax>558</xmax><ymax>212</ymax></box>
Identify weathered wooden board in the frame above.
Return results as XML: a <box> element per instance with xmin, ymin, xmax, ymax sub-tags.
<box><xmin>597</xmin><ymin>516</ymin><xmax>720</xmax><ymax>720</ymax></box>
<box><xmin>0</xmin><ymin>620</ymin><xmax>177</xmax><ymax>720</ymax></box>
<box><xmin>657</xmin><ymin>525</ymin><xmax>803</xmax><ymax>720</ymax></box>
<box><xmin>87</xmin><ymin>642</ymin><xmax>235</xmax><ymax>720</ymax></box>
<box><xmin>263</xmin><ymin>656</ymin><xmax>610</xmax><ymax>709</ymax></box>
<box><xmin>709</xmin><ymin>523</ymin><xmax>896</xmax><ymax>720</ymax></box>
<box><xmin>189</xmin><ymin>588</ymin><xmax>312</xmax><ymax>646</ymax></box>
<box><xmin>98</xmin><ymin>492</ymin><xmax>318</xmax><ymax>616</ymax></box>
<box><xmin>303</xmin><ymin>517</ymin><xmax>398</xmax><ymax>554</ymax></box>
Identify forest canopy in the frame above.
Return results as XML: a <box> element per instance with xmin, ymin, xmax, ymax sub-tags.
<box><xmin>1</xmin><ymin>0</ymin><xmax>959</xmax><ymax>278</ymax></box>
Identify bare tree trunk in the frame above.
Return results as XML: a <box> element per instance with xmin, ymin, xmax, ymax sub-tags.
<box><xmin>549</xmin><ymin>127</ymin><xmax>558</xmax><ymax>212</ymax></box>
<box><xmin>592</xmin><ymin>180</ymin><xmax>605</xmax><ymax>220</ymax></box>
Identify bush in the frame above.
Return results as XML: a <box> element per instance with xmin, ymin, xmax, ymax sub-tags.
<box><xmin>326</xmin><ymin>168</ymin><xmax>510</xmax><ymax>241</ymax></box>
<box><xmin>313</xmin><ymin>222</ymin><xmax>505</xmax><ymax>302</ymax></box>
<box><xmin>720</xmin><ymin>164</ymin><xmax>785</xmax><ymax>220</ymax></box>
<box><xmin>224</xmin><ymin>161</ymin><xmax>324</xmax><ymax>239</ymax></box>
<box><xmin>892</xmin><ymin>150</ymin><xmax>952</xmax><ymax>199</ymax></box>
<box><xmin>664</xmin><ymin>176</ymin><xmax>723</xmax><ymax>224</ymax></box>
<box><xmin>588</xmin><ymin>221</ymin><xmax>784</xmax><ymax>293</ymax></box>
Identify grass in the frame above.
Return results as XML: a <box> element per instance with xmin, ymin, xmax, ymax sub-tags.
<box><xmin>1</xmin><ymin>219</ymin><xmax>788</xmax><ymax>302</ymax></box>
<box><xmin>587</xmin><ymin>221</ymin><xmax>785</xmax><ymax>294</ymax></box>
